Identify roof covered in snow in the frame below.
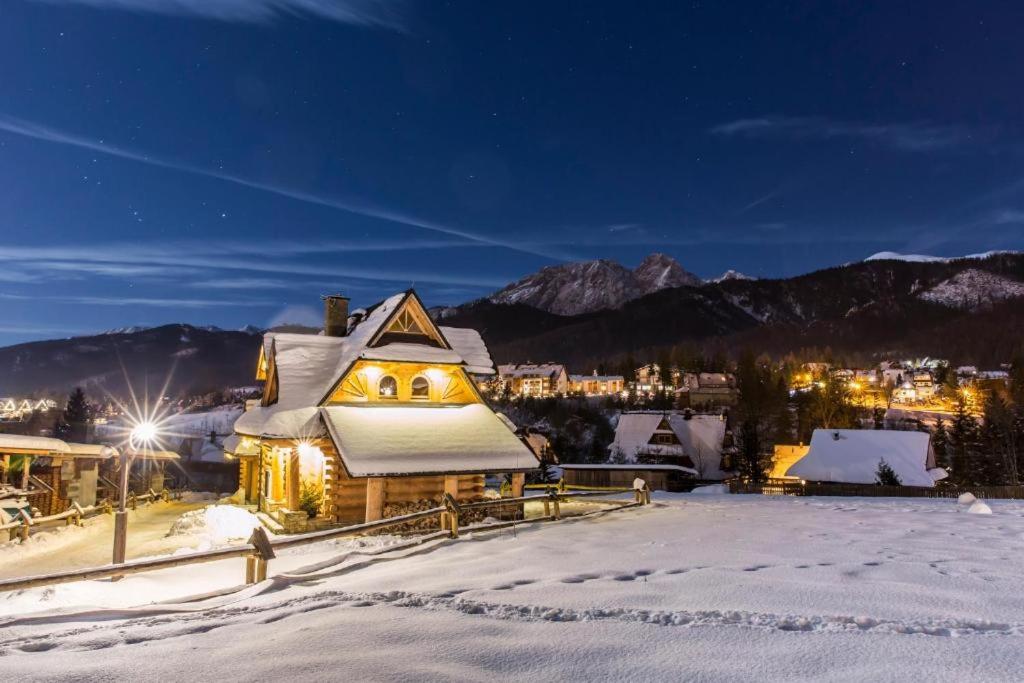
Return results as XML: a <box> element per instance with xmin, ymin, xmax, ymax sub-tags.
<box><xmin>785</xmin><ymin>429</ymin><xmax>940</xmax><ymax>487</ymax></box>
<box><xmin>561</xmin><ymin>463</ymin><xmax>698</xmax><ymax>474</ymax></box>
<box><xmin>320</xmin><ymin>404</ymin><xmax>538</xmax><ymax>476</ymax></box>
<box><xmin>234</xmin><ymin>291</ymin><xmax>498</xmax><ymax>438</ymax></box>
<box><xmin>610</xmin><ymin>412</ymin><xmax>728</xmax><ymax>478</ymax></box>
<box><xmin>0</xmin><ymin>434</ymin><xmax>116</xmax><ymax>457</ymax></box>
<box><xmin>497</xmin><ymin>363</ymin><xmax>567</xmax><ymax>379</ymax></box>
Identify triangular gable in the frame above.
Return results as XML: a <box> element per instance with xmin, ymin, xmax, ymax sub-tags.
<box><xmin>261</xmin><ymin>340</ymin><xmax>279</xmax><ymax>407</ymax></box>
<box><xmin>369</xmin><ymin>291</ymin><xmax>451</xmax><ymax>350</ymax></box>
<box><xmin>654</xmin><ymin>417</ymin><xmax>672</xmax><ymax>431</ymax></box>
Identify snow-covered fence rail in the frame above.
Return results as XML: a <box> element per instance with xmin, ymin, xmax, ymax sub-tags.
<box><xmin>0</xmin><ymin>488</ymin><xmax>185</xmax><ymax>543</ymax></box>
<box><xmin>730</xmin><ymin>480</ymin><xmax>1024</xmax><ymax>499</ymax></box>
<box><xmin>0</xmin><ymin>503</ymin><xmax>89</xmax><ymax>542</ymax></box>
<box><xmin>0</xmin><ymin>486</ymin><xmax>649</xmax><ymax>594</ymax></box>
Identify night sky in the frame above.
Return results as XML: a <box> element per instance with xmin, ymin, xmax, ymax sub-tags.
<box><xmin>1</xmin><ymin>1</ymin><xmax>1023</xmax><ymax>345</ymax></box>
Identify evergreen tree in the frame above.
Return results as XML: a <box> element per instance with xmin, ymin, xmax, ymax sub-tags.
<box><xmin>980</xmin><ymin>392</ymin><xmax>1019</xmax><ymax>485</ymax></box>
<box><xmin>875</xmin><ymin>458</ymin><xmax>902</xmax><ymax>486</ymax></box>
<box><xmin>931</xmin><ymin>418</ymin><xmax>951</xmax><ymax>470</ymax></box>
<box><xmin>949</xmin><ymin>397</ymin><xmax>981</xmax><ymax>485</ymax></box>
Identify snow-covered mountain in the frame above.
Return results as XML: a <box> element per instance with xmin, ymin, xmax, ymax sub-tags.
<box><xmin>919</xmin><ymin>269</ymin><xmax>1024</xmax><ymax>309</ymax></box>
<box><xmin>488</xmin><ymin>253</ymin><xmax>701</xmax><ymax>315</ymax></box>
<box><xmin>712</xmin><ymin>270</ymin><xmax>756</xmax><ymax>283</ymax></box>
<box><xmin>866</xmin><ymin>250</ymin><xmax>1017</xmax><ymax>263</ymax></box>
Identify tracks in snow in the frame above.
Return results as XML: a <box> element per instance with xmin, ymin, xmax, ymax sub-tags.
<box><xmin>3</xmin><ymin>585</ymin><xmax>1022</xmax><ymax>656</ymax></box>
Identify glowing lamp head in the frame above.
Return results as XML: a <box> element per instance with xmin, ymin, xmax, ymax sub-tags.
<box><xmin>130</xmin><ymin>421</ymin><xmax>158</xmax><ymax>449</ymax></box>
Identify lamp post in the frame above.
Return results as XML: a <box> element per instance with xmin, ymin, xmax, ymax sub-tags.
<box><xmin>112</xmin><ymin>447</ymin><xmax>131</xmax><ymax>566</ymax></box>
<box><xmin>113</xmin><ymin>422</ymin><xmax>157</xmax><ymax>568</ymax></box>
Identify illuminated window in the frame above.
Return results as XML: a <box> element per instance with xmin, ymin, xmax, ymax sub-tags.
<box><xmin>379</xmin><ymin>375</ymin><xmax>398</xmax><ymax>399</ymax></box>
<box><xmin>411</xmin><ymin>376</ymin><xmax>430</xmax><ymax>400</ymax></box>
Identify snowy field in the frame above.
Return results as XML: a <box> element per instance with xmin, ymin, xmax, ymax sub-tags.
<box><xmin>3</xmin><ymin>493</ymin><xmax>1024</xmax><ymax>681</ymax></box>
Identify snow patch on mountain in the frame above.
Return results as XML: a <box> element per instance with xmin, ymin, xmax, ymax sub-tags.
<box><xmin>711</xmin><ymin>270</ymin><xmax>756</xmax><ymax>283</ymax></box>
<box><xmin>866</xmin><ymin>250</ymin><xmax>1016</xmax><ymax>263</ymax></box>
<box><xmin>489</xmin><ymin>253</ymin><xmax>700</xmax><ymax>315</ymax></box>
<box><xmin>919</xmin><ymin>269</ymin><xmax>1024</xmax><ymax>309</ymax></box>
<box><xmin>100</xmin><ymin>325</ymin><xmax>151</xmax><ymax>335</ymax></box>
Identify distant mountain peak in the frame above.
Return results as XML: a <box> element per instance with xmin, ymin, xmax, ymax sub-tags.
<box><xmin>489</xmin><ymin>253</ymin><xmax>698</xmax><ymax>315</ymax></box>
<box><xmin>865</xmin><ymin>250</ymin><xmax>1017</xmax><ymax>263</ymax></box>
<box><xmin>712</xmin><ymin>269</ymin><xmax>756</xmax><ymax>283</ymax></box>
<box><xmin>634</xmin><ymin>253</ymin><xmax>702</xmax><ymax>293</ymax></box>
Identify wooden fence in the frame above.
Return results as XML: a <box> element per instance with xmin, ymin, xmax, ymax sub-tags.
<box><xmin>0</xmin><ymin>488</ymin><xmax>187</xmax><ymax>543</ymax></box>
<box><xmin>0</xmin><ymin>486</ymin><xmax>649</xmax><ymax>593</ymax></box>
<box><xmin>729</xmin><ymin>480</ymin><xmax>1024</xmax><ymax>499</ymax></box>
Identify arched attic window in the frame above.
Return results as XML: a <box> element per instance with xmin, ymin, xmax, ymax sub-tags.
<box><xmin>411</xmin><ymin>375</ymin><xmax>430</xmax><ymax>400</ymax></box>
<box><xmin>378</xmin><ymin>375</ymin><xmax>398</xmax><ymax>399</ymax></box>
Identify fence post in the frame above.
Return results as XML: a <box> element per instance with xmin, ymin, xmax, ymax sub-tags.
<box><xmin>442</xmin><ymin>493</ymin><xmax>460</xmax><ymax>539</ymax></box>
<box><xmin>18</xmin><ymin>510</ymin><xmax>32</xmax><ymax>542</ymax></box>
<box><xmin>245</xmin><ymin>526</ymin><xmax>276</xmax><ymax>585</ymax></box>
<box><xmin>128</xmin><ymin>493</ymin><xmax>137</xmax><ymax>511</ymax></box>
<box><xmin>551</xmin><ymin>491</ymin><xmax>561</xmax><ymax>520</ymax></box>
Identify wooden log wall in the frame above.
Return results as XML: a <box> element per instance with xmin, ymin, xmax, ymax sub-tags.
<box><xmin>319</xmin><ymin>440</ymin><xmax>484</xmax><ymax>524</ymax></box>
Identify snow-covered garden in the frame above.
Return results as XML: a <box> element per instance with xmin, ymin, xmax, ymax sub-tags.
<box><xmin>2</xmin><ymin>492</ymin><xmax>1024</xmax><ymax>681</ymax></box>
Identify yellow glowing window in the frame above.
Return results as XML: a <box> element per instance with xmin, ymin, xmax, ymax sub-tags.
<box><xmin>411</xmin><ymin>376</ymin><xmax>430</xmax><ymax>400</ymax></box>
<box><xmin>379</xmin><ymin>375</ymin><xmax>398</xmax><ymax>399</ymax></box>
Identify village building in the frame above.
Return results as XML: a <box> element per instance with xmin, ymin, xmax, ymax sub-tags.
<box><xmin>560</xmin><ymin>463</ymin><xmax>696</xmax><ymax>492</ymax></box>
<box><xmin>230</xmin><ymin>290</ymin><xmax>539</xmax><ymax>530</ymax></box>
<box><xmin>682</xmin><ymin>372</ymin><xmax>739</xmax><ymax>409</ymax></box>
<box><xmin>0</xmin><ymin>434</ymin><xmax>177</xmax><ymax>515</ymax></box>
<box><xmin>634</xmin><ymin>363</ymin><xmax>679</xmax><ymax>393</ymax></box>
<box><xmin>496</xmin><ymin>363</ymin><xmax>569</xmax><ymax>397</ymax></box>
<box><xmin>769</xmin><ymin>443</ymin><xmax>810</xmax><ymax>480</ymax></box>
<box><xmin>784</xmin><ymin>429</ymin><xmax>947</xmax><ymax>487</ymax></box>
<box><xmin>568</xmin><ymin>370</ymin><xmax>625</xmax><ymax>396</ymax></box>
<box><xmin>609</xmin><ymin>411</ymin><xmax>730</xmax><ymax>479</ymax></box>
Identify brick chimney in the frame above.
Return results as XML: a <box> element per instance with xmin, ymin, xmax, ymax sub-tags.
<box><xmin>322</xmin><ymin>294</ymin><xmax>350</xmax><ymax>337</ymax></box>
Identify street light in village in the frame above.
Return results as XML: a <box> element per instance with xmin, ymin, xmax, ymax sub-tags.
<box><xmin>112</xmin><ymin>420</ymin><xmax>158</xmax><ymax>567</ymax></box>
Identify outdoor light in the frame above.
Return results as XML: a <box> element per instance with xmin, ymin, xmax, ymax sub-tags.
<box><xmin>129</xmin><ymin>421</ymin><xmax>158</xmax><ymax>450</ymax></box>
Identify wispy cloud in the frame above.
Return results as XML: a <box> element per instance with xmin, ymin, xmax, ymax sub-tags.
<box><xmin>0</xmin><ymin>292</ymin><xmax>270</xmax><ymax>307</ymax></box>
<box><xmin>0</xmin><ymin>114</ymin><xmax>574</xmax><ymax>261</ymax></box>
<box><xmin>0</xmin><ymin>240</ymin><xmax>511</xmax><ymax>288</ymax></box>
<box><xmin>710</xmin><ymin>116</ymin><xmax>980</xmax><ymax>152</ymax></box>
<box><xmin>736</xmin><ymin>191</ymin><xmax>778</xmax><ymax>215</ymax></box>
<box><xmin>992</xmin><ymin>209</ymin><xmax>1024</xmax><ymax>225</ymax></box>
<box><xmin>28</xmin><ymin>0</ymin><xmax>408</xmax><ymax>30</ymax></box>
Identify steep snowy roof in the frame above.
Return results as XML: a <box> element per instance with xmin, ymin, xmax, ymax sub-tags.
<box><xmin>360</xmin><ymin>343</ymin><xmax>464</xmax><ymax>365</ymax></box>
<box><xmin>611</xmin><ymin>413</ymin><xmax>726</xmax><ymax>460</ymax></box>
<box><xmin>234</xmin><ymin>293</ymin><xmax>406</xmax><ymax>437</ymax></box>
<box><xmin>785</xmin><ymin>429</ymin><xmax>939</xmax><ymax>487</ymax></box>
<box><xmin>320</xmin><ymin>404</ymin><xmax>538</xmax><ymax>476</ymax></box>
<box><xmin>439</xmin><ymin>326</ymin><xmax>495</xmax><ymax>375</ymax></box>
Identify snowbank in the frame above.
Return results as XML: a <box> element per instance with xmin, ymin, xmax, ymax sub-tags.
<box><xmin>967</xmin><ymin>500</ymin><xmax>993</xmax><ymax>515</ymax></box>
<box><xmin>689</xmin><ymin>484</ymin><xmax>728</xmax><ymax>495</ymax></box>
<box><xmin>166</xmin><ymin>505</ymin><xmax>263</xmax><ymax>547</ymax></box>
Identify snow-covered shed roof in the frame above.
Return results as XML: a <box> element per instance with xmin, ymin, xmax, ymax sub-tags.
<box><xmin>0</xmin><ymin>434</ymin><xmax>70</xmax><ymax>454</ymax></box>
<box><xmin>320</xmin><ymin>404</ymin><xmax>538</xmax><ymax>476</ymax></box>
<box><xmin>785</xmin><ymin>429</ymin><xmax>941</xmax><ymax>487</ymax></box>
<box><xmin>561</xmin><ymin>463</ymin><xmax>698</xmax><ymax>475</ymax></box>
<box><xmin>64</xmin><ymin>443</ymin><xmax>116</xmax><ymax>458</ymax></box>
<box><xmin>611</xmin><ymin>412</ymin><xmax>726</xmax><ymax>461</ymax></box>
<box><xmin>234</xmin><ymin>291</ymin><xmax>497</xmax><ymax>438</ymax></box>
<box><xmin>222</xmin><ymin>434</ymin><xmax>259</xmax><ymax>457</ymax></box>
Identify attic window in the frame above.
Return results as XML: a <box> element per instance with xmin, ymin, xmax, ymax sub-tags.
<box><xmin>388</xmin><ymin>308</ymin><xmax>425</xmax><ymax>335</ymax></box>
<box><xmin>411</xmin><ymin>376</ymin><xmax>430</xmax><ymax>400</ymax></box>
<box><xmin>379</xmin><ymin>375</ymin><xmax>398</xmax><ymax>399</ymax></box>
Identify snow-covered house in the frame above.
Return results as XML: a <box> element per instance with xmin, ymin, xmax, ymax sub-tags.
<box><xmin>568</xmin><ymin>371</ymin><xmax>625</xmax><ymax>395</ymax></box>
<box><xmin>232</xmin><ymin>290</ymin><xmax>539</xmax><ymax>528</ymax></box>
<box><xmin>785</xmin><ymin>429</ymin><xmax>947</xmax><ymax>487</ymax></box>
<box><xmin>609</xmin><ymin>411</ymin><xmax>729</xmax><ymax>479</ymax></box>
<box><xmin>497</xmin><ymin>363</ymin><xmax>569</xmax><ymax>396</ymax></box>
<box><xmin>684</xmin><ymin>373</ymin><xmax>739</xmax><ymax>409</ymax></box>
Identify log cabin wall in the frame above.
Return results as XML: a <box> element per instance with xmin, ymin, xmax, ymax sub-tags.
<box><xmin>319</xmin><ymin>439</ymin><xmax>483</xmax><ymax>523</ymax></box>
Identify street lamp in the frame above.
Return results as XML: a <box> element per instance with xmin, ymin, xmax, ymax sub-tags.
<box><xmin>112</xmin><ymin>421</ymin><xmax>159</xmax><ymax>568</ymax></box>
